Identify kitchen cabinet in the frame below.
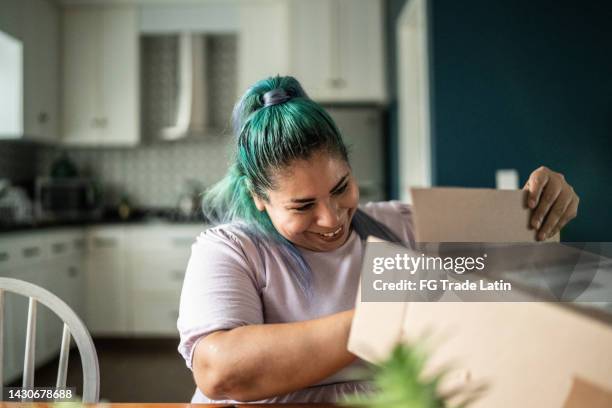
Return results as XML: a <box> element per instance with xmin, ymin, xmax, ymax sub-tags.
<box><xmin>22</xmin><ymin>0</ymin><xmax>60</xmax><ymax>143</ymax></box>
<box><xmin>0</xmin><ymin>0</ymin><xmax>60</xmax><ymax>142</ymax></box>
<box><xmin>238</xmin><ymin>0</ymin><xmax>290</xmax><ymax>93</ymax></box>
<box><xmin>0</xmin><ymin>229</ymin><xmax>86</xmax><ymax>385</ymax></box>
<box><xmin>287</xmin><ymin>0</ymin><xmax>386</xmax><ymax>103</ymax></box>
<box><xmin>62</xmin><ymin>5</ymin><xmax>139</xmax><ymax>146</ymax></box>
<box><xmin>85</xmin><ymin>223</ymin><xmax>205</xmax><ymax>337</ymax></box>
<box><xmin>85</xmin><ymin>226</ymin><xmax>129</xmax><ymax>335</ymax></box>
<box><xmin>126</xmin><ymin>224</ymin><xmax>205</xmax><ymax>336</ymax></box>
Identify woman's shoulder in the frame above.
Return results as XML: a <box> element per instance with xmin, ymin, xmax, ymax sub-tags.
<box><xmin>359</xmin><ymin>200</ymin><xmax>413</xmax><ymax>221</ymax></box>
<box><xmin>197</xmin><ymin>222</ymin><xmax>265</xmax><ymax>257</ymax></box>
<box><xmin>358</xmin><ymin>200</ymin><xmax>415</xmax><ymax>245</ymax></box>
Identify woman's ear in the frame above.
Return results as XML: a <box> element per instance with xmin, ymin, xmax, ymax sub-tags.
<box><xmin>252</xmin><ymin>193</ymin><xmax>266</xmax><ymax>212</ymax></box>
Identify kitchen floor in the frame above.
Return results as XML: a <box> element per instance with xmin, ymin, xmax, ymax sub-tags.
<box><xmin>15</xmin><ymin>338</ymin><xmax>196</xmax><ymax>402</ymax></box>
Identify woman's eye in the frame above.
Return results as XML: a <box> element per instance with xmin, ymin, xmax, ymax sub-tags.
<box><xmin>333</xmin><ymin>183</ymin><xmax>348</xmax><ymax>195</ymax></box>
<box><xmin>294</xmin><ymin>203</ymin><xmax>314</xmax><ymax>212</ymax></box>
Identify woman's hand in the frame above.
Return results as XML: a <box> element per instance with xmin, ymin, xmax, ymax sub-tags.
<box><xmin>523</xmin><ymin>166</ymin><xmax>579</xmax><ymax>240</ymax></box>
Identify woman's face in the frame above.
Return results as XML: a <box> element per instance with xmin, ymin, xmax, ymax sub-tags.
<box><xmin>253</xmin><ymin>150</ymin><xmax>359</xmax><ymax>252</ymax></box>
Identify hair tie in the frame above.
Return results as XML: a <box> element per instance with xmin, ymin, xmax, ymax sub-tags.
<box><xmin>262</xmin><ymin>88</ymin><xmax>292</xmax><ymax>107</ymax></box>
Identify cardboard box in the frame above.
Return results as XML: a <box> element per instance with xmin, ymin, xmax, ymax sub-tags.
<box><xmin>348</xmin><ymin>188</ymin><xmax>612</xmax><ymax>407</ymax></box>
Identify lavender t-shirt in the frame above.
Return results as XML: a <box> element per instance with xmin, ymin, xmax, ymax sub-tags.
<box><xmin>177</xmin><ymin>201</ymin><xmax>415</xmax><ymax>403</ymax></box>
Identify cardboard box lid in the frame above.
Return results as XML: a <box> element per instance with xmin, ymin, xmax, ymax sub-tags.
<box><xmin>410</xmin><ymin>187</ymin><xmax>559</xmax><ymax>242</ymax></box>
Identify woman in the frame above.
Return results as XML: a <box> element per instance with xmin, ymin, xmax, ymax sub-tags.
<box><xmin>177</xmin><ymin>76</ymin><xmax>579</xmax><ymax>403</ymax></box>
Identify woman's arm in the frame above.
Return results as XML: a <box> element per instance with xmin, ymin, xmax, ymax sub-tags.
<box><xmin>192</xmin><ymin>309</ymin><xmax>355</xmax><ymax>402</ymax></box>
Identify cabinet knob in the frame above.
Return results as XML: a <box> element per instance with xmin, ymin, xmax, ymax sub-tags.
<box><xmin>68</xmin><ymin>266</ymin><xmax>79</xmax><ymax>278</ymax></box>
<box><xmin>37</xmin><ymin>112</ymin><xmax>49</xmax><ymax>124</ymax></box>
<box><xmin>23</xmin><ymin>246</ymin><xmax>41</xmax><ymax>258</ymax></box>
<box><xmin>91</xmin><ymin>117</ymin><xmax>108</xmax><ymax>128</ymax></box>
<box><xmin>328</xmin><ymin>78</ymin><xmax>346</xmax><ymax>88</ymax></box>
<box><xmin>52</xmin><ymin>242</ymin><xmax>67</xmax><ymax>254</ymax></box>
<box><xmin>171</xmin><ymin>270</ymin><xmax>184</xmax><ymax>281</ymax></box>
<box><xmin>93</xmin><ymin>237</ymin><xmax>117</xmax><ymax>248</ymax></box>
<box><xmin>171</xmin><ymin>237</ymin><xmax>193</xmax><ymax>247</ymax></box>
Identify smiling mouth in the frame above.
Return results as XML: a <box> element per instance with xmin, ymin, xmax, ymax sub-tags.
<box><xmin>317</xmin><ymin>225</ymin><xmax>343</xmax><ymax>239</ymax></box>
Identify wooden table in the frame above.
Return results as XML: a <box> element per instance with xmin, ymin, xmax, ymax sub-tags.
<box><xmin>0</xmin><ymin>404</ymin><xmax>340</xmax><ymax>407</ymax></box>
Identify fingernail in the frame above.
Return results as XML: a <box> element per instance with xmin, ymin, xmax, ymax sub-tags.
<box><xmin>534</xmin><ymin>220</ymin><xmax>541</xmax><ymax>229</ymax></box>
<box><xmin>529</xmin><ymin>199</ymin><xmax>536</xmax><ymax>208</ymax></box>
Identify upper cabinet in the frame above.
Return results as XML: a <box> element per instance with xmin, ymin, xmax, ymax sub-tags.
<box><xmin>0</xmin><ymin>0</ymin><xmax>59</xmax><ymax>142</ymax></box>
<box><xmin>23</xmin><ymin>0</ymin><xmax>60</xmax><ymax>143</ymax></box>
<box><xmin>237</xmin><ymin>0</ymin><xmax>385</xmax><ymax>103</ymax></box>
<box><xmin>62</xmin><ymin>5</ymin><xmax>139</xmax><ymax>146</ymax></box>
<box><xmin>287</xmin><ymin>0</ymin><xmax>386</xmax><ymax>103</ymax></box>
<box><xmin>238</xmin><ymin>0</ymin><xmax>290</xmax><ymax>94</ymax></box>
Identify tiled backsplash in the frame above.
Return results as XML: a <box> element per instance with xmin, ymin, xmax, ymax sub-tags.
<box><xmin>0</xmin><ymin>141</ymin><xmax>39</xmax><ymax>183</ymax></box>
<box><xmin>38</xmin><ymin>137</ymin><xmax>233</xmax><ymax>208</ymax></box>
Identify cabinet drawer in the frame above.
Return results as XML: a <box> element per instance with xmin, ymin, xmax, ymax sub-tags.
<box><xmin>132</xmin><ymin>293</ymin><xmax>181</xmax><ymax>336</ymax></box>
<box><xmin>130</xmin><ymin>253</ymin><xmax>187</xmax><ymax>293</ymax></box>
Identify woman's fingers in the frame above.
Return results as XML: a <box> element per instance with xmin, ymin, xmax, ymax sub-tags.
<box><xmin>553</xmin><ymin>196</ymin><xmax>579</xmax><ymax>236</ymax></box>
<box><xmin>524</xmin><ymin>166</ymin><xmax>550</xmax><ymax>209</ymax></box>
<box><xmin>531</xmin><ymin>179</ymin><xmax>563</xmax><ymax>231</ymax></box>
<box><xmin>538</xmin><ymin>189</ymin><xmax>573</xmax><ymax>240</ymax></box>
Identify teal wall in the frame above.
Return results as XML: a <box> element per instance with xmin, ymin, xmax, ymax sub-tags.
<box><xmin>392</xmin><ymin>0</ymin><xmax>611</xmax><ymax>241</ymax></box>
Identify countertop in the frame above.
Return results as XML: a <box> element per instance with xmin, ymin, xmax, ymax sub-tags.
<box><xmin>0</xmin><ymin>208</ymin><xmax>207</xmax><ymax>234</ymax></box>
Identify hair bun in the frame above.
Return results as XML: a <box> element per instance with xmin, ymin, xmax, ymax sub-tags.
<box><xmin>262</xmin><ymin>88</ymin><xmax>292</xmax><ymax>107</ymax></box>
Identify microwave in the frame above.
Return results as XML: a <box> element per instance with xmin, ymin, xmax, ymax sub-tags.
<box><xmin>36</xmin><ymin>178</ymin><xmax>102</xmax><ymax>221</ymax></box>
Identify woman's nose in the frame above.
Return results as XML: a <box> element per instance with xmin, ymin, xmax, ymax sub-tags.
<box><xmin>316</xmin><ymin>201</ymin><xmax>341</xmax><ymax>227</ymax></box>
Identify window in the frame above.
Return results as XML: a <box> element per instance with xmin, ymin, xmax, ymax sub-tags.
<box><xmin>0</xmin><ymin>30</ymin><xmax>23</xmax><ymax>138</ymax></box>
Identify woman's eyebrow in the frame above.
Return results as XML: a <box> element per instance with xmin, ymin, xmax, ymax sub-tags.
<box><xmin>289</xmin><ymin>174</ymin><xmax>349</xmax><ymax>204</ymax></box>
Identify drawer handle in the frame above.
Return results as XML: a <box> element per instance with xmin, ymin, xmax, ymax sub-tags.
<box><xmin>0</xmin><ymin>252</ymin><xmax>8</xmax><ymax>262</ymax></box>
<box><xmin>171</xmin><ymin>237</ymin><xmax>193</xmax><ymax>247</ymax></box>
<box><xmin>171</xmin><ymin>270</ymin><xmax>184</xmax><ymax>281</ymax></box>
<box><xmin>93</xmin><ymin>237</ymin><xmax>117</xmax><ymax>248</ymax></box>
<box><xmin>52</xmin><ymin>242</ymin><xmax>67</xmax><ymax>254</ymax></box>
<box><xmin>68</xmin><ymin>266</ymin><xmax>79</xmax><ymax>278</ymax></box>
<box><xmin>23</xmin><ymin>247</ymin><xmax>41</xmax><ymax>258</ymax></box>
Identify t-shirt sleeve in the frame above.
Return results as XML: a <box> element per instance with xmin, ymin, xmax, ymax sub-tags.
<box><xmin>177</xmin><ymin>226</ymin><xmax>264</xmax><ymax>369</ymax></box>
<box><xmin>360</xmin><ymin>200</ymin><xmax>416</xmax><ymax>247</ymax></box>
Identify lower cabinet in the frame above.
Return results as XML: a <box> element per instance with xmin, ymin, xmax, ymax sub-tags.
<box><xmin>85</xmin><ymin>226</ymin><xmax>129</xmax><ymax>335</ymax></box>
<box><xmin>85</xmin><ymin>223</ymin><xmax>206</xmax><ymax>337</ymax></box>
<box><xmin>0</xmin><ymin>228</ymin><xmax>86</xmax><ymax>385</ymax></box>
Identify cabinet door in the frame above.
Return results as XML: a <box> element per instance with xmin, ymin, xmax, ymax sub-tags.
<box><xmin>288</xmin><ymin>0</ymin><xmax>333</xmax><ymax>99</ymax></box>
<box><xmin>334</xmin><ymin>0</ymin><xmax>385</xmax><ymax>101</ymax></box>
<box><xmin>238</xmin><ymin>0</ymin><xmax>290</xmax><ymax>92</ymax></box>
<box><xmin>287</xmin><ymin>0</ymin><xmax>385</xmax><ymax>103</ymax></box>
<box><xmin>126</xmin><ymin>224</ymin><xmax>203</xmax><ymax>336</ymax></box>
<box><xmin>85</xmin><ymin>228</ymin><xmax>129</xmax><ymax>335</ymax></box>
<box><xmin>22</xmin><ymin>0</ymin><xmax>60</xmax><ymax>142</ymax></box>
<box><xmin>62</xmin><ymin>6</ymin><xmax>139</xmax><ymax>146</ymax></box>
<box><xmin>62</xmin><ymin>6</ymin><xmax>102</xmax><ymax>145</ymax></box>
<box><xmin>99</xmin><ymin>6</ymin><xmax>139</xmax><ymax>146</ymax></box>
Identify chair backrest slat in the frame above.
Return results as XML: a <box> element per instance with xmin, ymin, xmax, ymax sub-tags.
<box><xmin>56</xmin><ymin>323</ymin><xmax>71</xmax><ymax>390</ymax></box>
<box><xmin>22</xmin><ymin>297</ymin><xmax>37</xmax><ymax>401</ymax></box>
<box><xmin>0</xmin><ymin>277</ymin><xmax>99</xmax><ymax>403</ymax></box>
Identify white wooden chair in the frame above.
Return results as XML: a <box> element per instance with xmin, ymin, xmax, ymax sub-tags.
<box><xmin>0</xmin><ymin>277</ymin><xmax>99</xmax><ymax>402</ymax></box>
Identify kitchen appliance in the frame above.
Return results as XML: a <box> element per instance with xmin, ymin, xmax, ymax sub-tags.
<box><xmin>324</xmin><ymin>106</ymin><xmax>387</xmax><ymax>202</ymax></box>
<box><xmin>35</xmin><ymin>177</ymin><xmax>101</xmax><ymax>222</ymax></box>
<box><xmin>0</xmin><ymin>178</ymin><xmax>34</xmax><ymax>226</ymax></box>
